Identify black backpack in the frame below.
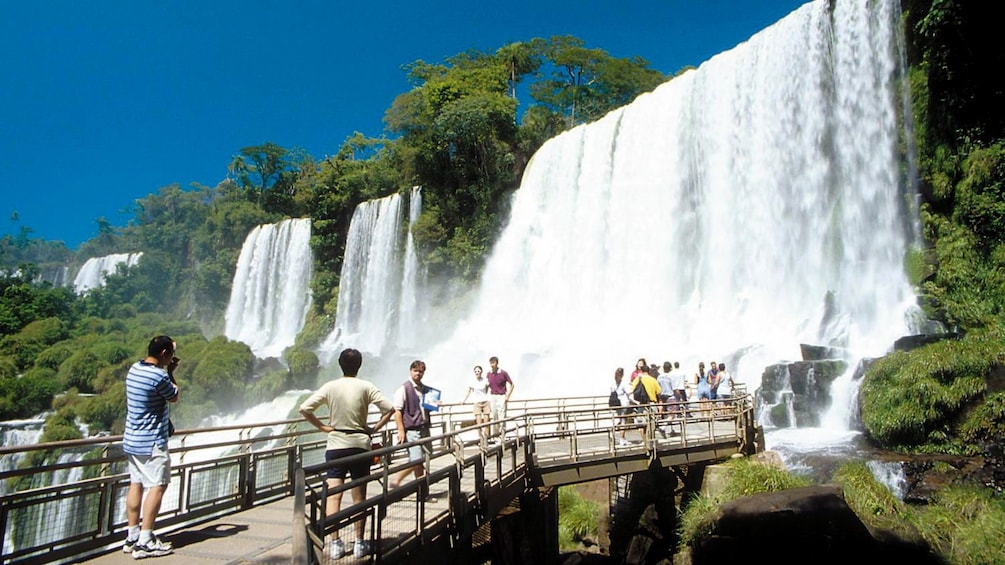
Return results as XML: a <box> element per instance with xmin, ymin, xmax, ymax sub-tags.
<box><xmin>608</xmin><ymin>389</ymin><xmax>621</xmax><ymax>407</ymax></box>
<box><xmin>632</xmin><ymin>380</ymin><xmax>650</xmax><ymax>404</ymax></box>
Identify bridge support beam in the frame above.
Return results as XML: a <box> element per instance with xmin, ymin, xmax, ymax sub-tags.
<box><xmin>609</xmin><ymin>462</ymin><xmax>680</xmax><ymax>563</ymax></box>
<box><xmin>490</xmin><ymin>487</ymin><xmax>559</xmax><ymax>565</ymax></box>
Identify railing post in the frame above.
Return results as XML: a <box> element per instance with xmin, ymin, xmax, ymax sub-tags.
<box><xmin>292</xmin><ymin>467</ymin><xmax>309</xmax><ymax>565</ymax></box>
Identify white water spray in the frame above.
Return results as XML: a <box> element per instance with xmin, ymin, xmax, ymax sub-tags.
<box><xmin>427</xmin><ymin>0</ymin><xmax>916</xmax><ymax>400</ymax></box>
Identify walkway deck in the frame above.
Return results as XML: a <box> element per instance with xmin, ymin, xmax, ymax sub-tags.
<box><xmin>78</xmin><ymin>498</ymin><xmax>294</xmax><ymax>565</ymax></box>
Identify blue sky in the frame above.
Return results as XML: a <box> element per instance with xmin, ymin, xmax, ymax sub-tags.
<box><xmin>1</xmin><ymin>0</ymin><xmax>805</xmax><ymax>250</ymax></box>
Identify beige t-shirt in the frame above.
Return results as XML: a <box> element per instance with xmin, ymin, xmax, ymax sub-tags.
<box><xmin>300</xmin><ymin>377</ymin><xmax>394</xmax><ymax>450</ymax></box>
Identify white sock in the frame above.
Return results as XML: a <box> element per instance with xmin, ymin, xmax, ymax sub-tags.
<box><xmin>139</xmin><ymin>530</ymin><xmax>152</xmax><ymax>545</ymax></box>
<box><xmin>127</xmin><ymin>525</ymin><xmax>140</xmax><ymax>541</ymax></box>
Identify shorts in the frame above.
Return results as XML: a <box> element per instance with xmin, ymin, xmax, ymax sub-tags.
<box><xmin>325</xmin><ymin>447</ymin><xmax>369</xmax><ymax>480</ymax></box>
<box><xmin>404</xmin><ymin>427</ymin><xmax>431</xmax><ymax>463</ymax></box>
<box><xmin>697</xmin><ymin>384</ymin><xmax>712</xmax><ymax>400</ymax></box>
<box><xmin>472</xmin><ymin>401</ymin><xmax>490</xmax><ymax>416</ymax></box>
<box><xmin>127</xmin><ymin>444</ymin><xmax>171</xmax><ymax>488</ymax></box>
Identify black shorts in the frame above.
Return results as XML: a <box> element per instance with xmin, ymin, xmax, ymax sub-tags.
<box><xmin>325</xmin><ymin>447</ymin><xmax>368</xmax><ymax>480</ymax></box>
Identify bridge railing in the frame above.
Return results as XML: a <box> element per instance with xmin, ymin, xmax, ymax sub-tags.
<box><xmin>0</xmin><ymin>393</ymin><xmax>755</xmax><ymax>564</ymax></box>
<box><xmin>296</xmin><ymin>393</ymin><xmax>757</xmax><ymax>564</ymax></box>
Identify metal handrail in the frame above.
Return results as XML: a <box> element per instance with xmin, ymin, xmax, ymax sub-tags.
<box><xmin>298</xmin><ymin>394</ymin><xmax>758</xmax><ymax>564</ymax></box>
<box><xmin>0</xmin><ymin>394</ymin><xmax>756</xmax><ymax>565</ymax></box>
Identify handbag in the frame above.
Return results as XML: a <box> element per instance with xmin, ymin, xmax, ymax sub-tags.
<box><xmin>608</xmin><ymin>390</ymin><xmax>621</xmax><ymax>407</ymax></box>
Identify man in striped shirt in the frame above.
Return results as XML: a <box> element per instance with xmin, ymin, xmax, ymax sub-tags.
<box><xmin>122</xmin><ymin>335</ymin><xmax>180</xmax><ymax>559</ymax></box>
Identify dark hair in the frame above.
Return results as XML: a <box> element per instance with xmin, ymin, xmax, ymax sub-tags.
<box><xmin>674</xmin><ymin>361</ymin><xmax>680</xmax><ymax>368</ymax></box>
<box><xmin>474</xmin><ymin>365</ymin><xmax>483</xmax><ymax>372</ymax></box>
<box><xmin>489</xmin><ymin>356</ymin><xmax>499</xmax><ymax>364</ymax></box>
<box><xmin>410</xmin><ymin>359</ymin><xmax>426</xmax><ymax>371</ymax></box>
<box><xmin>615</xmin><ymin>367</ymin><xmax>624</xmax><ymax>377</ymax></box>
<box><xmin>636</xmin><ymin>358</ymin><xmax>647</xmax><ymax>368</ymax></box>
<box><xmin>148</xmin><ymin>335</ymin><xmax>175</xmax><ymax>358</ymax></box>
<box><xmin>663</xmin><ymin>361</ymin><xmax>672</xmax><ymax>372</ymax></box>
<box><xmin>338</xmin><ymin>348</ymin><xmax>363</xmax><ymax>375</ymax></box>
<box><xmin>719</xmin><ymin>363</ymin><xmax>726</xmax><ymax>371</ymax></box>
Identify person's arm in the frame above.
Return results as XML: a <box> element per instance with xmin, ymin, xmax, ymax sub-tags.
<box><xmin>505</xmin><ymin>377</ymin><xmax>514</xmax><ymax>402</ymax></box>
<box><xmin>166</xmin><ymin>358</ymin><xmax>180</xmax><ymax>403</ymax></box>
<box><xmin>394</xmin><ymin>410</ymin><xmax>406</xmax><ymax>445</ymax></box>
<box><xmin>462</xmin><ymin>388</ymin><xmax>471</xmax><ymax>403</ymax></box>
<box><xmin>299</xmin><ymin>409</ymin><xmax>333</xmax><ymax>434</ymax></box>
<box><xmin>370</xmin><ymin>409</ymin><xmax>394</xmax><ymax>433</ymax></box>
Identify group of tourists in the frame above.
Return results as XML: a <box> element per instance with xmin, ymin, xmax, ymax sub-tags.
<box><xmin>297</xmin><ymin>349</ymin><xmax>513</xmax><ymax>560</ymax></box>
<box><xmin>121</xmin><ymin>333</ymin><xmax>515</xmax><ymax>561</ymax></box>
<box><xmin>609</xmin><ymin>356</ymin><xmax>736</xmax><ymax>446</ymax></box>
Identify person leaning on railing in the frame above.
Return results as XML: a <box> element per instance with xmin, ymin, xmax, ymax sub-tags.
<box><xmin>299</xmin><ymin>348</ymin><xmax>395</xmax><ymax>560</ymax></box>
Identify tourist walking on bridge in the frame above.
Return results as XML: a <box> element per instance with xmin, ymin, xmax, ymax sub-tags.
<box><xmin>122</xmin><ymin>335</ymin><xmax>180</xmax><ymax>559</ymax></box>
<box><xmin>390</xmin><ymin>360</ymin><xmax>440</xmax><ymax>499</ymax></box>
<box><xmin>610</xmin><ymin>368</ymin><xmax>632</xmax><ymax>444</ymax></box>
<box><xmin>486</xmin><ymin>356</ymin><xmax>514</xmax><ymax>439</ymax></box>
<box><xmin>299</xmin><ymin>348</ymin><xmax>395</xmax><ymax>560</ymax></box>
<box><xmin>462</xmin><ymin>365</ymin><xmax>491</xmax><ymax>442</ymax></box>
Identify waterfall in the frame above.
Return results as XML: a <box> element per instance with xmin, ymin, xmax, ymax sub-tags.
<box><xmin>72</xmin><ymin>252</ymin><xmax>143</xmax><ymax>293</ymax></box>
<box><xmin>175</xmin><ymin>390</ymin><xmax>310</xmax><ymax>464</ymax></box>
<box><xmin>322</xmin><ymin>190</ymin><xmax>424</xmax><ymax>358</ymax></box>
<box><xmin>397</xmin><ymin>187</ymin><xmax>427</xmax><ymax>353</ymax></box>
<box><xmin>427</xmin><ymin>0</ymin><xmax>917</xmax><ymax>400</ymax></box>
<box><xmin>0</xmin><ymin>420</ymin><xmax>45</xmax><ymax>497</ymax></box>
<box><xmin>224</xmin><ymin>218</ymin><xmax>313</xmax><ymax>358</ymax></box>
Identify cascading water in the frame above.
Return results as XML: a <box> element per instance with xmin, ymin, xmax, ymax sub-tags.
<box><xmin>322</xmin><ymin>189</ymin><xmax>425</xmax><ymax>359</ymax></box>
<box><xmin>427</xmin><ymin>0</ymin><xmax>917</xmax><ymax>406</ymax></box>
<box><xmin>397</xmin><ymin>187</ymin><xmax>428</xmax><ymax>353</ymax></box>
<box><xmin>72</xmin><ymin>252</ymin><xmax>143</xmax><ymax>293</ymax></box>
<box><xmin>225</xmin><ymin>218</ymin><xmax>313</xmax><ymax>359</ymax></box>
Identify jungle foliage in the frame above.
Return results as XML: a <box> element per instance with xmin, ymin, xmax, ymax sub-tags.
<box><xmin>857</xmin><ymin>0</ymin><xmax>1005</xmax><ymax>457</ymax></box>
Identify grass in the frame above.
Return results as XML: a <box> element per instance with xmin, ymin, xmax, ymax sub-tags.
<box><xmin>557</xmin><ymin>486</ymin><xmax>601</xmax><ymax>550</ymax></box>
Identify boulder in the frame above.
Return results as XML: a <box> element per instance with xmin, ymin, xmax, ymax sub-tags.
<box><xmin>690</xmin><ymin>485</ymin><xmax>940</xmax><ymax>564</ymax></box>
<box><xmin>893</xmin><ymin>333</ymin><xmax>961</xmax><ymax>352</ymax></box>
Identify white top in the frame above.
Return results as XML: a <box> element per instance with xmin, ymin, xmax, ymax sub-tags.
<box><xmin>467</xmin><ymin>376</ymin><xmax>490</xmax><ymax>402</ymax></box>
<box><xmin>670</xmin><ymin>368</ymin><xmax>688</xmax><ymax>391</ymax></box>
<box><xmin>717</xmin><ymin>371</ymin><xmax>734</xmax><ymax>396</ymax></box>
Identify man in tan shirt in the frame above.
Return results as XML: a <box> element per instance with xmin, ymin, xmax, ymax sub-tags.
<box><xmin>300</xmin><ymin>348</ymin><xmax>394</xmax><ymax>559</ymax></box>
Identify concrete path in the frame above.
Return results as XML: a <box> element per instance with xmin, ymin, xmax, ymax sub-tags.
<box><xmin>77</xmin><ymin>498</ymin><xmax>294</xmax><ymax>565</ymax></box>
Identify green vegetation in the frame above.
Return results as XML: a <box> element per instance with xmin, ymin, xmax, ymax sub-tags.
<box><xmin>860</xmin><ymin>329</ymin><xmax>1003</xmax><ymax>453</ymax></box>
<box><xmin>856</xmin><ymin>1</ymin><xmax>1005</xmax><ymax>462</ymax></box>
<box><xmin>681</xmin><ymin>458</ymin><xmax>1005</xmax><ymax>565</ymax></box>
<box><xmin>557</xmin><ymin>486</ymin><xmax>601</xmax><ymax>550</ymax></box>
<box><xmin>678</xmin><ymin>458</ymin><xmax>811</xmax><ymax>546</ymax></box>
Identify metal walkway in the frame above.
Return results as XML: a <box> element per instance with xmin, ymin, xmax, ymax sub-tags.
<box><xmin>1</xmin><ymin>394</ymin><xmax>759</xmax><ymax>565</ymax></box>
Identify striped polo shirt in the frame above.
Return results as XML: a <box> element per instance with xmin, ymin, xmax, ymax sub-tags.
<box><xmin>123</xmin><ymin>360</ymin><xmax>179</xmax><ymax>456</ymax></box>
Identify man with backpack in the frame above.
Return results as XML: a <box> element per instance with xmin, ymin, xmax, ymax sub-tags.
<box><xmin>625</xmin><ymin>368</ymin><xmax>661</xmax><ymax>445</ymax></box>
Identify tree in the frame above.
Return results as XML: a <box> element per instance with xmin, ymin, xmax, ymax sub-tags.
<box><xmin>529</xmin><ymin>35</ymin><xmax>665</xmax><ymax>127</ymax></box>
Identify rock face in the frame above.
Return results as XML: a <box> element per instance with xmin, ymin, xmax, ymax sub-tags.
<box><xmin>757</xmin><ymin>359</ymin><xmax>847</xmax><ymax>427</ymax></box>
<box><xmin>690</xmin><ymin>485</ymin><xmax>942</xmax><ymax>564</ymax></box>
<box><xmin>892</xmin><ymin>332</ymin><xmax>961</xmax><ymax>352</ymax></box>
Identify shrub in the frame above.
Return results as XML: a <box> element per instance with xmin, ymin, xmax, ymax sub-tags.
<box><xmin>859</xmin><ymin>330</ymin><xmax>1000</xmax><ymax>451</ymax></box>
<box><xmin>557</xmin><ymin>486</ymin><xmax>599</xmax><ymax>550</ymax></box>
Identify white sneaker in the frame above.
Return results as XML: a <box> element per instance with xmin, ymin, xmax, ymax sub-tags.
<box><xmin>353</xmin><ymin>539</ymin><xmax>372</xmax><ymax>558</ymax></box>
<box><xmin>330</xmin><ymin>539</ymin><xmax>347</xmax><ymax>559</ymax></box>
<box><xmin>617</xmin><ymin>439</ymin><xmax>631</xmax><ymax>447</ymax></box>
<box><xmin>131</xmin><ymin>535</ymin><xmax>173</xmax><ymax>559</ymax></box>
